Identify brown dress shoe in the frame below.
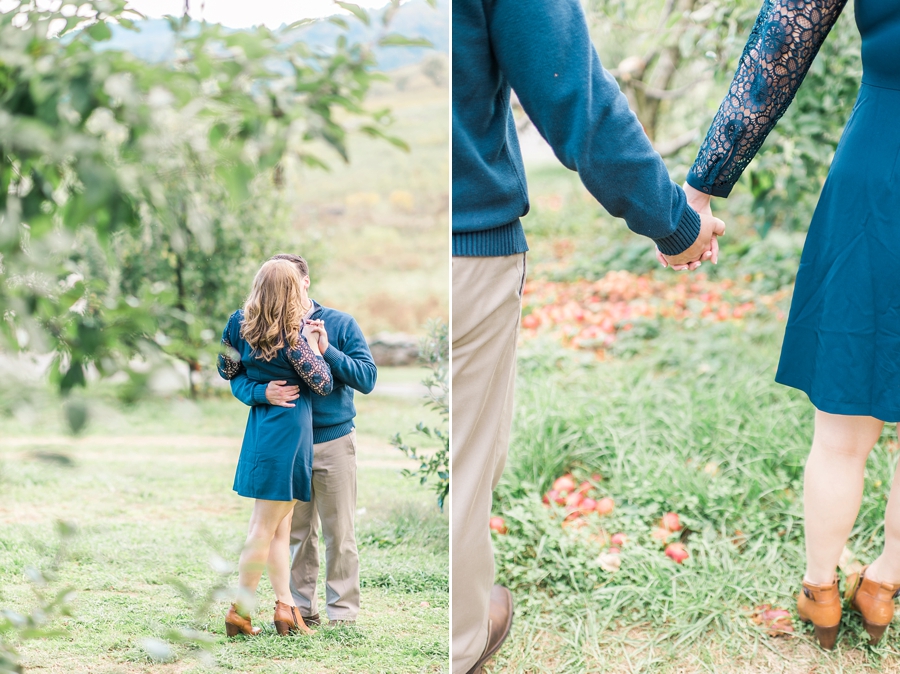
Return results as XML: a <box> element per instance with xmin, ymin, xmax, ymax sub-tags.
<box><xmin>846</xmin><ymin>565</ymin><xmax>900</xmax><ymax>645</ymax></box>
<box><xmin>274</xmin><ymin>600</ymin><xmax>313</xmax><ymax>636</ymax></box>
<box><xmin>225</xmin><ymin>604</ymin><xmax>261</xmax><ymax>638</ymax></box>
<box><xmin>302</xmin><ymin>612</ymin><xmax>321</xmax><ymax>627</ymax></box>
<box><xmin>797</xmin><ymin>577</ymin><xmax>841</xmax><ymax>650</ymax></box>
<box><xmin>465</xmin><ymin>585</ymin><xmax>514</xmax><ymax>674</ymax></box>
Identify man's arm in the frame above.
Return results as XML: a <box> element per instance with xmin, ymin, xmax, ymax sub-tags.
<box><xmin>489</xmin><ymin>0</ymin><xmax>708</xmax><ymax>258</ymax></box>
<box><xmin>231</xmin><ymin>372</ymin><xmax>301</xmax><ymax>408</ymax></box>
<box><xmin>321</xmin><ymin>318</ymin><xmax>377</xmax><ymax>395</ymax></box>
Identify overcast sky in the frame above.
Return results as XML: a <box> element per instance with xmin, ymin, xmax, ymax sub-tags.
<box><xmin>124</xmin><ymin>0</ymin><xmax>392</xmax><ymax>28</ymax></box>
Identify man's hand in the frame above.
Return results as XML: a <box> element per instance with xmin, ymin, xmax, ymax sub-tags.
<box><xmin>266</xmin><ymin>380</ymin><xmax>300</xmax><ymax>408</ymax></box>
<box><xmin>658</xmin><ymin>185</ymin><xmax>724</xmax><ymax>270</ymax></box>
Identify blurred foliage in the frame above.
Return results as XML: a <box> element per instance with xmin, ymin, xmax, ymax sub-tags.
<box><xmin>0</xmin><ymin>521</ymin><xmax>76</xmax><ymax>674</ymax></box>
<box><xmin>0</xmin><ymin>0</ymin><xmax>421</xmax><ymax>422</ymax></box>
<box><xmin>392</xmin><ymin>319</ymin><xmax>448</xmax><ymax>510</ymax></box>
<box><xmin>584</xmin><ymin>0</ymin><xmax>862</xmax><ymax>234</ymax></box>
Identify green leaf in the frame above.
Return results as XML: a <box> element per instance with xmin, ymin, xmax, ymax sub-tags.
<box><xmin>378</xmin><ymin>33</ymin><xmax>433</xmax><ymax>48</ymax></box>
<box><xmin>335</xmin><ymin>2</ymin><xmax>370</xmax><ymax>25</ymax></box>
<box><xmin>86</xmin><ymin>22</ymin><xmax>112</xmax><ymax>42</ymax></box>
<box><xmin>328</xmin><ymin>16</ymin><xmax>349</xmax><ymax>29</ymax></box>
<box><xmin>286</xmin><ymin>18</ymin><xmax>317</xmax><ymax>30</ymax></box>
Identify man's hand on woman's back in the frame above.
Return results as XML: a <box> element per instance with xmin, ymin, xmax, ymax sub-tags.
<box><xmin>266</xmin><ymin>380</ymin><xmax>300</xmax><ymax>408</ymax></box>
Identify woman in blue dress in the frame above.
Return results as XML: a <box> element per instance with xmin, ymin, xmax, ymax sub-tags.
<box><xmin>216</xmin><ymin>258</ymin><xmax>334</xmax><ymax>637</ymax></box>
<box><xmin>684</xmin><ymin>0</ymin><xmax>900</xmax><ymax>648</ymax></box>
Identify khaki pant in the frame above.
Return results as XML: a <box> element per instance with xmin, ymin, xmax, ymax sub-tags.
<box><xmin>289</xmin><ymin>429</ymin><xmax>360</xmax><ymax>620</ymax></box>
<box><xmin>451</xmin><ymin>254</ymin><xmax>525</xmax><ymax>674</ymax></box>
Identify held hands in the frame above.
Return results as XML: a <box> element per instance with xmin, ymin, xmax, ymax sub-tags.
<box><xmin>303</xmin><ymin>318</ymin><xmax>329</xmax><ymax>355</ymax></box>
<box><xmin>656</xmin><ymin>184</ymin><xmax>725</xmax><ymax>271</ymax></box>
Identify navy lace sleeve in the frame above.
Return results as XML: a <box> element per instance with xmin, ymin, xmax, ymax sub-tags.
<box><xmin>687</xmin><ymin>0</ymin><xmax>848</xmax><ymax>197</ymax></box>
<box><xmin>217</xmin><ymin>312</ymin><xmax>243</xmax><ymax>380</ymax></box>
<box><xmin>287</xmin><ymin>335</ymin><xmax>333</xmax><ymax>397</ymax></box>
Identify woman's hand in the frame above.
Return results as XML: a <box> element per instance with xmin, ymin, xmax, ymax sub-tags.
<box><xmin>301</xmin><ymin>320</ymin><xmax>321</xmax><ymax>356</ymax></box>
<box><xmin>304</xmin><ymin>319</ymin><xmax>329</xmax><ymax>355</ymax></box>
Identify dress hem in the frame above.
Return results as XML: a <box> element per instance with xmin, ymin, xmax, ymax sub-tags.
<box><xmin>233</xmin><ymin>489</ymin><xmax>311</xmax><ymax>503</ymax></box>
<box><xmin>774</xmin><ymin>374</ymin><xmax>900</xmax><ymax>422</ymax></box>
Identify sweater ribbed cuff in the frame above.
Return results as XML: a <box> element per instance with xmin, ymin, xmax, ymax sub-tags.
<box><xmin>251</xmin><ymin>383</ymin><xmax>269</xmax><ymax>405</ymax></box>
<box><xmin>322</xmin><ymin>345</ymin><xmax>342</xmax><ymax>366</ymax></box>
<box><xmin>654</xmin><ymin>204</ymin><xmax>702</xmax><ymax>256</ymax></box>
<box><xmin>452</xmin><ymin>220</ymin><xmax>529</xmax><ymax>257</ymax></box>
<box><xmin>686</xmin><ymin>171</ymin><xmax>735</xmax><ymax>198</ymax></box>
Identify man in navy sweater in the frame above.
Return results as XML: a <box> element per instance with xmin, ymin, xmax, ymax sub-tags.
<box><xmin>452</xmin><ymin>0</ymin><xmax>724</xmax><ymax>671</ymax></box>
<box><xmin>229</xmin><ymin>253</ymin><xmax>377</xmax><ymax>626</ymax></box>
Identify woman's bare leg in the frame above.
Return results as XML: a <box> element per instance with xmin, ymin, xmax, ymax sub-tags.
<box><xmin>803</xmin><ymin>410</ymin><xmax>884</xmax><ymax>584</ymax></box>
<box><xmin>267</xmin><ymin>510</ymin><xmax>295</xmax><ymax>605</ymax></box>
<box><xmin>865</xmin><ymin>457</ymin><xmax>900</xmax><ymax>584</ymax></box>
<box><xmin>237</xmin><ymin>499</ymin><xmax>296</xmax><ymax>609</ymax></box>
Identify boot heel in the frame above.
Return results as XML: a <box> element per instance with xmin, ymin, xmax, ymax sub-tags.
<box><xmin>225</xmin><ymin>622</ymin><xmax>241</xmax><ymax>638</ymax></box>
<box><xmin>814</xmin><ymin>624</ymin><xmax>839</xmax><ymax>650</ymax></box>
<box><xmin>862</xmin><ymin>619</ymin><xmax>888</xmax><ymax>645</ymax></box>
<box><xmin>274</xmin><ymin>620</ymin><xmax>292</xmax><ymax>636</ymax></box>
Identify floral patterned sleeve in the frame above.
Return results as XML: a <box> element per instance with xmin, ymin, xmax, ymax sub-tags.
<box><xmin>287</xmin><ymin>335</ymin><xmax>333</xmax><ymax>397</ymax></box>
<box><xmin>217</xmin><ymin>312</ymin><xmax>243</xmax><ymax>380</ymax></box>
<box><xmin>687</xmin><ymin>0</ymin><xmax>848</xmax><ymax>197</ymax></box>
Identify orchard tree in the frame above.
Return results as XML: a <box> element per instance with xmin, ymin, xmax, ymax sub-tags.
<box><xmin>1</xmin><ymin>0</ymin><xmax>429</xmax><ymax>410</ymax></box>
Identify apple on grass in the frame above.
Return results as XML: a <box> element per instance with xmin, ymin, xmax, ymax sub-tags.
<box><xmin>661</xmin><ymin>512</ymin><xmax>682</xmax><ymax>532</ymax></box>
<box><xmin>595</xmin><ymin>497</ymin><xmax>615</xmax><ymax>516</ymax></box>
<box><xmin>664</xmin><ymin>542</ymin><xmax>689</xmax><ymax>563</ymax></box>
<box><xmin>489</xmin><ymin>516</ymin><xmax>508</xmax><ymax>535</ymax></box>
<box><xmin>553</xmin><ymin>474</ymin><xmax>576</xmax><ymax>494</ymax></box>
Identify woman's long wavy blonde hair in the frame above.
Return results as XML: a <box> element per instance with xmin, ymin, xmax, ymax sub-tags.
<box><xmin>240</xmin><ymin>259</ymin><xmax>306</xmax><ymax>361</ymax></box>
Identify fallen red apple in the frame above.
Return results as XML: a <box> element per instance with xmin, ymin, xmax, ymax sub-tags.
<box><xmin>608</xmin><ymin>547</ymin><xmax>621</xmax><ymax>555</ymax></box>
<box><xmin>591</xmin><ymin>473</ymin><xmax>604</xmax><ymax>482</ymax></box>
<box><xmin>751</xmin><ymin>605</ymin><xmax>794</xmax><ymax>637</ymax></box>
<box><xmin>651</xmin><ymin>527</ymin><xmax>671</xmax><ymax>542</ymax></box>
<box><xmin>489</xmin><ymin>516</ymin><xmax>508</xmax><ymax>535</ymax></box>
<box><xmin>562</xmin><ymin>513</ymin><xmax>587</xmax><ymax>528</ymax></box>
<box><xmin>522</xmin><ymin>314</ymin><xmax>541</xmax><ymax>330</ymax></box>
<box><xmin>553</xmin><ymin>474</ymin><xmax>576</xmax><ymax>494</ymax></box>
<box><xmin>576</xmin><ymin>481</ymin><xmax>593</xmax><ymax>496</ymax></box>
<box><xmin>580</xmin><ymin>498</ymin><xmax>598</xmax><ymax>514</ymax></box>
<box><xmin>565</xmin><ymin>492</ymin><xmax>584</xmax><ymax>510</ymax></box>
<box><xmin>662</xmin><ymin>512</ymin><xmax>682</xmax><ymax>532</ymax></box>
<box><xmin>664</xmin><ymin>542</ymin><xmax>689</xmax><ymax>563</ymax></box>
<box><xmin>595</xmin><ymin>497</ymin><xmax>615</xmax><ymax>515</ymax></box>
<box><xmin>610</xmin><ymin>532</ymin><xmax>627</xmax><ymax>546</ymax></box>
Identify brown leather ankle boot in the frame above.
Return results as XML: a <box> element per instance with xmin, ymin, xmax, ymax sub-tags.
<box><xmin>225</xmin><ymin>604</ymin><xmax>261</xmax><ymax>637</ymax></box>
<box><xmin>797</xmin><ymin>577</ymin><xmax>841</xmax><ymax>650</ymax></box>
<box><xmin>274</xmin><ymin>600</ymin><xmax>312</xmax><ymax>636</ymax></box>
<box><xmin>846</xmin><ymin>565</ymin><xmax>900</xmax><ymax>645</ymax></box>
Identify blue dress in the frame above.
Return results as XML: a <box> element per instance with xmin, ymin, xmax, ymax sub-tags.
<box><xmin>687</xmin><ymin>0</ymin><xmax>900</xmax><ymax>421</ymax></box>
<box><xmin>217</xmin><ymin>310</ymin><xmax>333</xmax><ymax>501</ymax></box>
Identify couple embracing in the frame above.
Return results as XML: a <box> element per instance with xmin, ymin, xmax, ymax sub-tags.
<box><xmin>216</xmin><ymin>253</ymin><xmax>376</xmax><ymax>637</ymax></box>
<box><xmin>453</xmin><ymin>0</ymin><xmax>900</xmax><ymax>669</ymax></box>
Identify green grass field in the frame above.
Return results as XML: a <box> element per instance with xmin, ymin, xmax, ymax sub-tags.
<box><xmin>485</xmin><ymin>164</ymin><xmax>900</xmax><ymax>673</ymax></box>
<box><xmin>0</xmin><ymin>368</ymin><xmax>448</xmax><ymax>673</ymax></box>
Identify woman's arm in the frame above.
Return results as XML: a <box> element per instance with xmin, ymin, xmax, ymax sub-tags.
<box><xmin>687</xmin><ymin>0</ymin><xmax>849</xmax><ymax>197</ymax></box>
<box><xmin>287</xmin><ymin>332</ymin><xmax>334</xmax><ymax>397</ymax></box>
<box><xmin>217</xmin><ymin>313</ymin><xmax>244</xmax><ymax>381</ymax></box>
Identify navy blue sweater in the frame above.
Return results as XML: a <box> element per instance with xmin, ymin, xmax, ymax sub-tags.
<box><xmin>229</xmin><ymin>301</ymin><xmax>377</xmax><ymax>444</ymax></box>
<box><xmin>452</xmin><ymin>0</ymin><xmax>701</xmax><ymax>257</ymax></box>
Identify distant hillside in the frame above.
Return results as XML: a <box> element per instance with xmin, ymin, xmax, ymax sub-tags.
<box><xmin>102</xmin><ymin>0</ymin><xmax>447</xmax><ymax>71</ymax></box>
